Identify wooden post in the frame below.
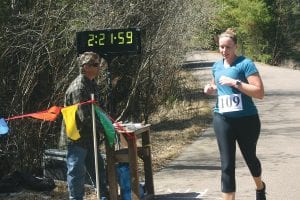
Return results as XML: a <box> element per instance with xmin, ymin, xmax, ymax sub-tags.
<box><xmin>142</xmin><ymin>129</ymin><xmax>154</xmax><ymax>195</ymax></box>
<box><xmin>105</xmin><ymin>143</ymin><xmax>118</xmax><ymax>200</ymax></box>
<box><xmin>127</xmin><ymin>135</ymin><xmax>140</xmax><ymax>200</ymax></box>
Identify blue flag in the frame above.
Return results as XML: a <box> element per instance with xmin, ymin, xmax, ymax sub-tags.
<box><xmin>0</xmin><ymin>118</ymin><xmax>9</xmax><ymax>135</ymax></box>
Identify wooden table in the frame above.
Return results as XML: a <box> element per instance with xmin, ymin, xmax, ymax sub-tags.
<box><xmin>105</xmin><ymin>124</ymin><xmax>154</xmax><ymax>200</ymax></box>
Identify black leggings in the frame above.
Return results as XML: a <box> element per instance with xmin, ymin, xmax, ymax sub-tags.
<box><xmin>213</xmin><ymin>113</ymin><xmax>262</xmax><ymax>193</ymax></box>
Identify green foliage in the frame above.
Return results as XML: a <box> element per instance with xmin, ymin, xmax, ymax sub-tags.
<box><xmin>266</xmin><ymin>0</ymin><xmax>300</xmax><ymax>64</ymax></box>
<box><xmin>212</xmin><ymin>0</ymin><xmax>300</xmax><ymax>64</ymax></box>
<box><xmin>213</xmin><ymin>0</ymin><xmax>272</xmax><ymax>61</ymax></box>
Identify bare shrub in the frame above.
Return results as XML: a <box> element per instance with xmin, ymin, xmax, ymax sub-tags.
<box><xmin>0</xmin><ymin>0</ymin><xmax>214</xmax><ymax>174</ymax></box>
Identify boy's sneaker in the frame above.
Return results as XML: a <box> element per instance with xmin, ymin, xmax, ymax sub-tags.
<box><xmin>256</xmin><ymin>182</ymin><xmax>266</xmax><ymax>200</ymax></box>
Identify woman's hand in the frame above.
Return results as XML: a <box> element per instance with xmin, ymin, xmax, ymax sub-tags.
<box><xmin>204</xmin><ymin>83</ymin><xmax>217</xmax><ymax>95</ymax></box>
<box><xmin>218</xmin><ymin>74</ymin><xmax>264</xmax><ymax>99</ymax></box>
<box><xmin>219</xmin><ymin>75</ymin><xmax>236</xmax><ymax>87</ymax></box>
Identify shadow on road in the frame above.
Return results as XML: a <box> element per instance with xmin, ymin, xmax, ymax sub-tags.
<box><xmin>165</xmin><ymin>164</ymin><xmax>221</xmax><ymax>171</ymax></box>
<box><xmin>182</xmin><ymin>61</ymin><xmax>214</xmax><ymax>70</ymax></box>
<box><xmin>155</xmin><ymin>192</ymin><xmax>204</xmax><ymax>199</ymax></box>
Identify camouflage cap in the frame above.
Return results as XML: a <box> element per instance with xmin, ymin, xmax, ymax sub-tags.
<box><xmin>78</xmin><ymin>52</ymin><xmax>100</xmax><ymax>66</ymax></box>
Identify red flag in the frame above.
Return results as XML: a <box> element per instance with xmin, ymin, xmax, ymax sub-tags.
<box><xmin>29</xmin><ymin>106</ymin><xmax>61</xmax><ymax>121</ymax></box>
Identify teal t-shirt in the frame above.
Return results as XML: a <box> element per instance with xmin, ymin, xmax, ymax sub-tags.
<box><xmin>212</xmin><ymin>56</ymin><xmax>258</xmax><ymax>118</ymax></box>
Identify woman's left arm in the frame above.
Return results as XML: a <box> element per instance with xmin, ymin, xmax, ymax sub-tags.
<box><xmin>219</xmin><ymin>73</ymin><xmax>264</xmax><ymax>99</ymax></box>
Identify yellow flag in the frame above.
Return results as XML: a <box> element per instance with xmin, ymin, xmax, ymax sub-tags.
<box><xmin>61</xmin><ymin>104</ymin><xmax>80</xmax><ymax>140</ymax></box>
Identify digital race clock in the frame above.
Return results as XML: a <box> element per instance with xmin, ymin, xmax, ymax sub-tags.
<box><xmin>76</xmin><ymin>28</ymin><xmax>141</xmax><ymax>56</ymax></box>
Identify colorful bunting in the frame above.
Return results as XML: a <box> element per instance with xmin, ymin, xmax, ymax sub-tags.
<box><xmin>0</xmin><ymin>118</ymin><xmax>9</xmax><ymax>135</ymax></box>
<box><xmin>2</xmin><ymin>100</ymin><xmax>127</xmax><ymax>146</ymax></box>
<box><xmin>95</xmin><ymin>107</ymin><xmax>116</xmax><ymax>147</ymax></box>
<box><xmin>61</xmin><ymin>105</ymin><xmax>80</xmax><ymax>141</ymax></box>
<box><xmin>29</xmin><ymin>106</ymin><xmax>61</xmax><ymax>121</ymax></box>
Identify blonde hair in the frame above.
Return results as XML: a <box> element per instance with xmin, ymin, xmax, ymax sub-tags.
<box><xmin>219</xmin><ymin>28</ymin><xmax>237</xmax><ymax>44</ymax></box>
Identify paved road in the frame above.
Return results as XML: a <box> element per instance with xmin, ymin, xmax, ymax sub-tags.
<box><xmin>153</xmin><ymin>52</ymin><xmax>300</xmax><ymax>200</ymax></box>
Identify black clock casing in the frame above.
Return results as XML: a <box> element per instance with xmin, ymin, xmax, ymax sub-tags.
<box><xmin>76</xmin><ymin>28</ymin><xmax>141</xmax><ymax>56</ymax></box>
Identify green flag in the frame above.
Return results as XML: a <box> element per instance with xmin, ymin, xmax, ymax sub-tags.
<box><xmin>95</xmin><ymin>107</ymin><xmax>115</xmax><ymax>147</ymax></box>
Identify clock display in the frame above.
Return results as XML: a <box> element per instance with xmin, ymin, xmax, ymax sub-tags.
<box><xmin>76</xmin><ymin>28</ymin><xmax>141</xmax><ymax>56</ymax></box>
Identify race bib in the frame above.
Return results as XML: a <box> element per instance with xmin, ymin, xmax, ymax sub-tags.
<box><xmin>218</xmin><ymin>94</ymin><xmax>243</xmax><ymax>113</ymax></box>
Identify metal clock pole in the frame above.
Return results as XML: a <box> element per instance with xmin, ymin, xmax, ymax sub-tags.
<box><xmin>105</xmin><ymin>55</ymin><xmax>113</xmax><ymax>115</ymax></box>
<box><xmin>104</xmin><ymin>54</ymin><xmax>119</xmax><ymax>200</ymax></box>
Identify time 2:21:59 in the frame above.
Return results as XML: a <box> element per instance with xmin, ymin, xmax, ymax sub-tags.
<box><xmin>87</xmin><ymin>31</ymin><xmax>133</xmax><ymax>46</ymax></box>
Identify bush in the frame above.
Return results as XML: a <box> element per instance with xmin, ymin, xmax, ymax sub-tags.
<box><xmin>0</xmin><ymin>0</ymin><xmax>210</xmax><ymax>174</ymax></box>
